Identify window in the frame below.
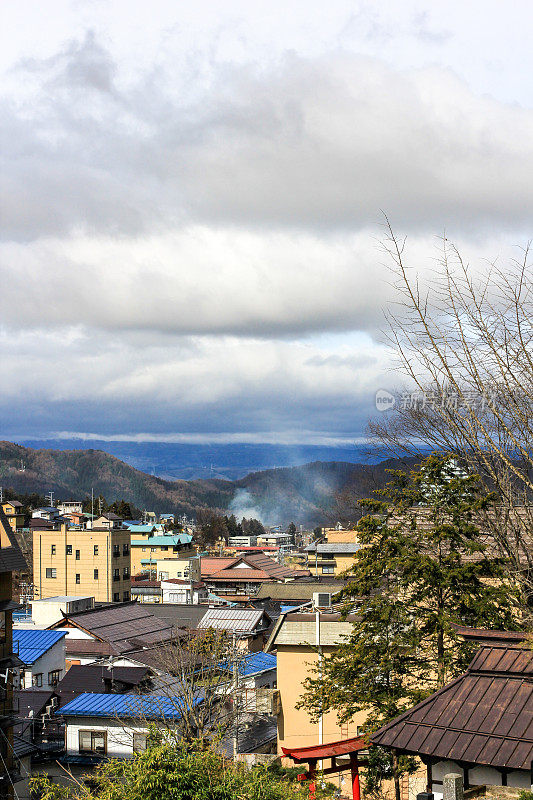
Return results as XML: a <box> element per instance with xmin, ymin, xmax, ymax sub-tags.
<box><xmin>51</xmin><ymin>545</ymin><xmax>56</xmax><ymax>555</ymax></box>
<box><xmin>160</xmin><ymin>546</ymin><xmax>168</xmax><ymax>551</ymax></box>
<box><xmin>123</xmin><ymin>567</ymin><xmax>129</xmax><ymax>578</ymax></box>
<box><xmin>48</xmin><ymin>669</ymin><xmax>61</xmax><ymax>686</ymax></box>
<box><xmin>142</xmin><ymin>547</ymin><xmax>146</xmax><ymax>552</ymax></box>
<box><xmin>93</xmin><ymin>545</ymin><xmax>99</xmax><ymax>556</ymax></box>
<box><xmin>79</xmin><ymin>730</ymin><xmax>107</xmax><ymax>755</ymax></box>
<box><xmin>66</xmin><ymin>545</ymin><xmax>72</xmax><ymax>555</ymax></box>
<box><xmin>33</xmin><ymin>673</ymin><xmax>43</xmax><ymax>687</ymax></box>
<box><xmin>113</xmin><ymin>592</ymin><xmax>120</xmax><ymax>602</ymax></box>
<box><xmin>123</xmin><ymin>591</ymin><xmax>130</xmax><ymax>601</ymax></box>
<box><xmin>75</xmin><ymin>549</ymin><xmax>80</xmax><ymax>560</ymax></box>
<box><xmin>45</xmin><ymin>568</ymin><xmax>57</xmax><ymax>579</ymax></box>
<box><xmin>94</xmin><ymin>569</ymin><xmax>99</xmax><ymax>580</ymax></box>
<box><xmin>123</xmin><ymin>544</ymin><xmax>129</xmax><ymax>555</ymax></box>
<box><xmin>133</xmin><ymin>732</ymin><xmax>147</xmax><ymax>753</ymax></box>
<box><xmin>75</xmin><ymin>574</ymin><xmax>80</xmax><ymax>584</ymax></box>
<box><xmin>113</xmin><ymin>568</ymin><xmax>120</xmax><ymax>581</ymax></box>
<box><xmin>322</xmin><ymin>566</ymin><xmax>335</xmax><ymax>574</ymax></box>
<box><xmin>159</xmin><ymin>571</ymin><xmax>169</xmax><ymax>580</ymax></box>
<box><xmin>113</xmin><ymin>544</ymin><xmax>120</xmax><ymax>557</ymax></box>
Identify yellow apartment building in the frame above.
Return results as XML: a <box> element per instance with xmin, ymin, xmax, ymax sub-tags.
<box><xmin>1</xmin><ymin>500</ymin><xmax>25</xmax><ymax>533</ymax></box>
<box><xmin>130</xmin><ymin>533</ymin><xmax>196</xmax><ymax>575</ymax></box>
<box><xmin>33</xmin><ymin>524</ymin><xmax>131</xmax><ymax>604</ymax></box>
<box><xmin>265</xmin><ymin>609</ymin><xmax>364</xmax><ymax>755</ymax></box>
<box><xmin>321</xmin><ymin>527</ymin><xmax>359</xmax><ymax>543</ymax></box>
<box><xmin>304</xmin><ymin>542</ymin><xmax>360</xmax><ymax>577</ymax></box>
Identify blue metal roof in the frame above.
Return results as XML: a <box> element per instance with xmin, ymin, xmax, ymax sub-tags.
<box><xmin>131</xmin><ymin>534</ymin><xmax>193</xmax><ymax>547</ymax></box>
<box><xmin>58</xmin><ymin>692</ymin><xmax>202</xmax><ymax>720</ymax></box>
<box><xmin>240</xmin><ymin>652</ymin><xmax>277</xmax><ymax>678</ymax></box>
<box><xmin>13</xmin><ymin>630</ymin><xmax>67</xmax><ymax>665</ymax></box>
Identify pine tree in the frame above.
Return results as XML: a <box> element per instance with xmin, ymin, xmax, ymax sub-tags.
<box><xmin>298</xmin><ymin>454</ymin><xmax>522</xmax><ymax>799</ymax></box>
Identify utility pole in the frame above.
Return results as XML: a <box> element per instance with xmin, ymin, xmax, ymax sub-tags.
<box><xmin>45</xmin><ymin>491</ymin><xmax>54</xmax><ymax>507</ymax></box>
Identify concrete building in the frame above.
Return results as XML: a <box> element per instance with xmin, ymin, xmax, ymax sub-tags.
<box><xmin>33</xmin><ymin>524</ymin><xmax>131</xmax><ymax>604</ymax></box>
<box><xmin>160</xmin><ymin>579</ymin><xmax>207</xmax><ymax>604</ymax></box>
<box><xmin>30</xmin><ymin>596</ymin><xmax>95</xmax><ymax>628</ymax></box>
<box><xmin>304</xmin><ymin>542</ymin><xmax>360</xmax><ymax>577</ymax></box>
<box><xmin>57</xmin><ymin>502</ymin><xmax>83</xmax><ymax>516</ymax></box>
<box><xmin>130</xmin><ymin>534</ymin><xmax>195</xmax><ymax>576</ymax></box>
<box><xmin>12</xmin><ymin>630</ymin><xmax>67</xmax><ymax>689</ymax></box>
<box><xmin>265</xmin><ymin>609</ymin><xmax>363</xmax><ymax>755</ymax></box>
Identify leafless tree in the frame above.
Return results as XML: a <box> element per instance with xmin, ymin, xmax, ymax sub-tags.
<box><xmin>370</xmin><ymin>218</ymin><xmax>533</xmax><ymax>603</ymax></box>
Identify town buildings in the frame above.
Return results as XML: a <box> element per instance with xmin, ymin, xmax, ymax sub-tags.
<box><xmin>303</xmin><ymin>542</ymin><xmax>360</xmax><ymax>577</ymax></box>
<box><xmin>12</xmin><ymin>630</ymin><xmax>66</xmax><ymax>690</ymax></box>
<box><xmin>1</xmin><ymin>501</ymin><xmax>24</xmax><ymax>534</ymax></box>
<box><xmin>33</xmin><ymin>524</ymin><xmax>131</xmax><ymax>603</ymax></box>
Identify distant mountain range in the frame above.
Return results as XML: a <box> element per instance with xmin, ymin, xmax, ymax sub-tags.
<box><xmin>0</xmin><ymin>441</ymin><xmax>417</xmax><ymax>526</ymax></box>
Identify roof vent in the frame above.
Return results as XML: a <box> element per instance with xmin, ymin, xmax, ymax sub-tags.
<box><xmin>312</xmin><ymin>592</ymin><xmax>331</xmax><ymax>609</ymax></box>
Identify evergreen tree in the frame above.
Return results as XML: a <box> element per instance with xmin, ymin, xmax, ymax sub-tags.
<box><xmin>298</xmin><ymin>454</ymin><xmax>522</xmax><ymax>799</ymax></box>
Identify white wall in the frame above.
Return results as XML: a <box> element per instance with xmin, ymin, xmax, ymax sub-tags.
<box><xmin>13</xmin><ymin>638</ymin><xmax>66</xmax><ymax>689</ymax></box>
<box><xmin>66</xmin><ymin>717</ymin><xmax>150</xmax><ymax>758</ymax></box>
<box><xmin>431</xmin><ymin>760</ymin><xmax>531</xmax><ymax>796</ymax></box>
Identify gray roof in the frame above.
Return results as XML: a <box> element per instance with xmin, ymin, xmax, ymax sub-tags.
<box><xmin>141</xmin><ymin>603</ymin><xmax>208</xmax><ymax>630</ymax></box>
<box><xmin>49</xmin><ymin>601</ymin><xmax>174</xmax><ymax>653</ymax></box>
<box><xmin>255</xmin><ymin>581</ymin><xmax>345</xmax><ymax>601</ymax></box>
<box><xmin>304</xmin><ymin>542</ymin><xmax>360</xmax><ymax>554</ymax></box>
<box><xmin>199</xmin><ymin>607</ymin><xmax>271</xmax><ymax>634</ymax></box>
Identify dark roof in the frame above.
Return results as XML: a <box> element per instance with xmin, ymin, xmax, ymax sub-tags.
<box><xmin>50</xmin><ymin>601</ymin><xmax>174</xmax><ymax>653</ymax></box>
<box><xmin>55</xmin><ymin>664</ymin><xmax>150</xmax><ymax>704</ymax></box>
<box><xmin>452</xmin><ymin>624</ymin><xmax>528</xmax><ymax>645</ymax></box>
<box><xmin>65</xmin><ymin>639</ymin><xmax>113</xmax><ymax>657</ymax></box>
<box><xmin>14</xmin><ymin>689</ymin><xmax>55</xmax><ymax>737</ymax></box>
<box><xmin>199</xmin><ymin>607</ymin><xmax>271</xmax><ymax>634</ymax></box>
<box><xmin>0</xmin><ymin>507</ymin><xmax>27</xmax><ymax>573</ymax></box>
<box><xmin>371</xmin><ymin>645</ymin><xmax>533</xmax><ymax>770</ymax></box>
<box><xmin>255</xmin><ymin>581</ymin><xmax>345</xmax><ymax>601</ymax></box>
<box><xmin>141</xmin><ymin>603</ymin><xmax>208</xmax><ymax>630</ymax></box>
<box><xmin>305</xmin><ymin>542</ymin><xmax>360</xmax><ymax>554</ymax></box>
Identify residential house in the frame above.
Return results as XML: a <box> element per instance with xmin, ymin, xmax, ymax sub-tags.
<box><xmin>47</xmin><ymin>601</ymin><xmax>174</xmax><ymax>667</ymax></box>
<box><xmin>304</xmin><ymin>542</ymin><xmax>360</xmax><ymax>577</ymax></box>
<box><xmin>130</xmin><ymin>533</ymin><xmax>195</xmax><ymax>576</ymax></box>
<box><xmin>130</xmin><ymin>579</ymin><xmax>162</xmax><ymax>604</ymax></box>
<box><xmin>198</xmin><ymin>607</ymin><xmax>272</xmax><ymax>652</ymax></box>
<box><xmin>58</xmin><ymin>692</ymin><xmax>198</xmax><ymax>763</ymax></box>
<box><xmin>253</xmin><ymin>580</ymin><xmax>347</xmax><ymax>619</ymax></box>
<box><xmin>32</xmin><ymin>507</ymin><xmax>62</xmax><ymax>522</ymax></box>
<box><xmin>0</xmin><ymin>506</ymin><xmax>29</xmax><ymax>791</ymax></box>
<box><xmin>371</xmin><ymin>644</ymin><xmax>533</xmax><ymax>796</ymax></box>
<box><xmin>87</xmin><ymin>513</ymin><xmax>124</xmax><ymax>530</ymax></box>
<box><xmin>54</xmin><ymin>664</ymin><xmax>152</xmax><ymax>707</ymax></box>
<box><xmin>57</xmin><ymin>502</ymin><xmax>83</xmax><ymax>516</ymax></box>
<box><xmin>201</xmin><ymin>553</ymin><xmax>309</xmax><ymax>600</ymax></box>
<box><xmin>33</xmin><ymin>523</ymin><xmax>131</xmax><ymax>603</ymax></box>
<box><xmin>1</xmin><ymin>501</ymin><xmax>24</xmax><ymax>533</ymax></box>
<box><xmin>12</xmin><ymin>629</ymin><xmax>66</xmax><ymax>689</ymax></box>
<box><xmin>257</xmin><ymin>532</ymin><xmax>294</xmax><ymax>548</ymax></box>
<box><xmin>161</xmin><ymin>579</ymin><xmax>207</xmax><ymax>605</ymax></box>
<box><xmin>265</xmin><ymin>609</ymin><xmax>362</xmax><ymax>755</ymax></box>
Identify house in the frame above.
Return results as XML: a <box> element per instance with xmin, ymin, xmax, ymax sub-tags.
<box><xmin>304</xmin><ymin>542</ymin><xmax>360</xmax><ymax>577</ymax></box>
<box><xmin>57</xmin><ymin>502</ymin><xmax>83</xmax><ymax>516</ymax></box>
<box><xmin>198</xmin><ymin>607</ymin><xmax>272</xmax><ymax>651</ymax></box>
<box><xmin>371</xmin><ymin>644</ymin><xmax>533</xmax><ymax>796</ymax></box>
<box><xmin>30</xmin><ymin>595</ymin><xmax>95</xmax><ymax>627</ymax></box>
<box><xmin>253</xmin><ymin>580</ymin><xmax>346</xmax><ymax>619</ymax></box>
<box><xmin>58</xmin><ymin>692</ymin><xmax>199</xmax><ymax>762</ymax></box>
<box><xmin>161</xmin><ymin>579</ymin><xmax>207</xmax><ymax>605</ymax></box>
<box><xmin>32</xmin><ymin>507</ymin><xmax>61</xmax><ymax>521</ymax></box>
<box><xmin>54</xmin><ymin>664</ymin><xmax>152</xmax><ymax>707</ymax></box>
<box><xmin>87</xmin><ymin>513</ymin><xmax>124</xmax><ymax>529</ymax></box>
<box><xmin>130</xmin><ymin>579</ymin><xmax>162</xmax><ymax>604</ymax></box>
<box><xmin>257</xmin><ymin>532</ymin><xmax>294</xmax><ymax>548</ymax></box>
<box><xmin>12</xmin><ymin>629</ymin><xmax>67</xmax><ymax>689</ymax></box>
<box><xmin>1</xmin><ymin>500</ymin><xmax>25</xmax><ymax>533</ymax></box>
<box><xmin>47</xmin><ymin>601</ymin><xmax>174</xmax><ymax>665</ymax></box>
<box><xmin>265</xmin><ymin>609</ymin><xmax>362</xmax><ymax>755</ymax></box>
<box><xmin>228</xmin><ymin>534</ymin><xmax>258</xmax><ymax>548</ymax></box>
<box><xmin>201</xmin><ymin>553</ymin><xmax>309</xmax><ymax>600</ymax></box>
<box><xmin>0</xmin><ymin>506</ymin><xmax>29</xmax><ymax>788</ymax></box>
<box><xmin>130</xmin><ymin>534</ymin><xmax>195</xmax><ymax>575</ymax></box>
<box><xmin>33</xmin><ymin>523</ymin><xmax>131</xmax><ymax>603</ymax></box>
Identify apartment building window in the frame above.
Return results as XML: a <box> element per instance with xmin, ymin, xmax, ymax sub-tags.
<box><xmin>123</xmin><ymin>567</ymin><xmax>129</xmax><ymax>578</ymax></box>
<box><xmin>160</xmin><ymin>546</ymin><xmax>168</xmax><ymax>551</ymax></box>
<box><xmin>133</xmin><ymin>732</ymin><xmax>147</xmax><ymax>753</ymax></box>
<box><xmin>45</xmin><ymin>568</ymin><xmax>57</xmax><ymax>579</ymax></box>
<box><xmin>113</xmin><ymin>592</ymin><xmax>120</xmax><ymax>602</ymax></box>
<box><xmin>48</xmin><ymin>669</ymin><xmax>61</xmax><ymax>686</ymax></box>
<box><xmin>94</xmin><ymin>569</ymin><xmax>99</xmax><ymax>580</ymax></box>
<box><xmin>113</xmin><ymin>544</ymin><xmax>120</xmax><ymax>558</ymax></box>
<box><xmin>322</xmin><ymin>566</ymin><xmax>335</xmax><ymax>574</ymax></box>
<box><xmin>33</xmin><ymin>673</ymin><xmax>43</xmax><ymax>687</ymax></box>
<box><xmin>75</xmin><ymin>549</ymin><xmax>80</xmax><ymax>560</ymax></box>
<box><xmin>79</xmin><ymin>730</ymin><xmax>107</xmax><ymax>755</ymax></box>
<box><xmin>51</xmin><ymin>545</ymin><xmax>56</xmax><ymax>555</ymax></box>
<box><xmin>93</xmin><ymin>545</ymin><xmax>99</xmax><ymax>556</ymax></box>
<box><xmin>123</xmin><ymin>544</ymin><xmax>129</xmax><ymax>555</ymax></box>
<box><xmin>123</xmin><ymin>591</ymin><xmax>130</xmax><ymax>601</ymax></box>
<box><xmin>66</xmin><ymin>545</ymin><xmax>72</xmax><ymax>555</ymax></box>
<box><xmin>75</xmin><ymin>574</ymin><xmax>80</xmax><ymax>584</ymax></box>
<box><xmin>113</xmin><ymin>568</ymin><xmax>120</xmax><ymax>581</ymax></box>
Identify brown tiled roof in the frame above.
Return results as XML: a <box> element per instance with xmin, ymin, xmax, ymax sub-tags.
<box><xmin>371</xmin><ymin>645</ymin><xmax>533</xmax><ymax>770</ymax></box>
<box><xmin>50</xmin><ymin>601</ymin><xmax>174</xmax><ymax>653</ymax></box>
<box><xmin>452</xmin><ymin>624</ymin><xmax>529</xmax><ymax>645</ymax></box>
<box><xmin>244</xmin><ymin>552</ymin><xmax>308</xmax><ymax>580</ymax></box>
<box><xmin>207</xmin><ymin>568</ymin><xmax>272</xmax><ymax>582</ymax></box>
<box><xmin>65</xmin><ymin>639</ymin><xmax>114</xmax><ymax>656</ymax></box>
<box><xmin>200</xmin><ymin>557</ymin><xmax>238</xmax><ymax>575</ymax></box>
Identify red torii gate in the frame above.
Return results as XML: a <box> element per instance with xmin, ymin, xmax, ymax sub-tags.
<box><xmin>282</xmin><ymin>735</ymin><xmax>368</xmax><ymax>800</ymax></box>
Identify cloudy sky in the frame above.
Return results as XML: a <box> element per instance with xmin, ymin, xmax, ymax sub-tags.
<box><xmin>1</xmin><ymin>0</ymin><xmax>532</xmax><ymax>445</ymax></box>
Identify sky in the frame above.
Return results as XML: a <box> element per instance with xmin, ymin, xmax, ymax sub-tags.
<box><xmin>1</xmin><ymin>0</ymin><xmax>532</xmax><ymax>446</ymax></box>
